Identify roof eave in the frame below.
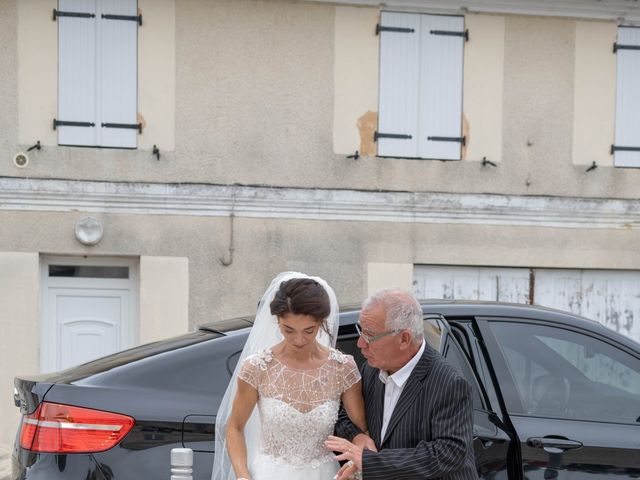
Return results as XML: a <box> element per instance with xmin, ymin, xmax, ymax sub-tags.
<box><xmin>306</xmin><ymin>0</ymin><xmax>640</xmax><ymax>23</ymax></box>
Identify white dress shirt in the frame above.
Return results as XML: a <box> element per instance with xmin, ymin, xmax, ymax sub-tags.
<box><xmin>378</xmin><ymin>340</ymin><xmax>426</xmax><ymax>441</ymax></box>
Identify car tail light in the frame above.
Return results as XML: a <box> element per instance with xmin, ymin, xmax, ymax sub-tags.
<box><xmin>19</xmin><ymin>402</ymin><xmax>134</xmax><ymax>453</ymax></box>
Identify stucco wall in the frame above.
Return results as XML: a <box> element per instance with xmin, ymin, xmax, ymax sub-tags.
<box><xmin>0</xmin><ymin>253</ymin><xmax>39</xmax><ymax>448</ymax></box>
<box><xmin>17</xmin><ymin>0</ymin><xmax>57</xmax><ymax>147</ymax></box>
<box><xmin>139</xmin><ymin>256</ymin><xmax>189</xmax><ymax>343</ymax></box>
<box><xmin>333</xmin><ymin>6</ymin><xmax>379</xmax><ymax>156</ymax></box>
<box><xmin>367</xmin><ymin>263</ymin><xmax>414</xmax><ymax>295</ymax></box>
<box><xmin>174</xmin><ymin>0</ymin><xmax>336</xmax><ymax>185</ymax></box>
<box><xmin>572</xmin><ymin>20</ymin><xmax>617</xmax><ymax>167</ymax></box>
<box><xmin>1</xmin><ymin>0</ymin><xmax>638</xmax><ymax>198</ymax></box>
<box><xmin>462</xmin><ymin>13</ymin><xmax>504</xmax><ymax>164</ymax></box>
<box><xmin>2</xmin><ymin>209</ymin><xmax>639</xmax><ymax>326</ymax></box>
<box><xmin>502</xmin><ymin>15</ymin><xmax>576</xmax><ymax>193</ymax></box>
<box><xmin>138</xmin><ymin>0</ymin><xmax>176</xmax><ymax>150</ymax></box>
<box><xmin>0</xmin><ymin>0</ymin><xmax>18</xmax><ymax>156</ymax></box>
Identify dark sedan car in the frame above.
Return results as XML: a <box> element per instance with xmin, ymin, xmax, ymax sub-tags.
<box><xmin>12</xmin><ymin>301</ymin><xmax>640</xmax><ymax>479</ymax></box>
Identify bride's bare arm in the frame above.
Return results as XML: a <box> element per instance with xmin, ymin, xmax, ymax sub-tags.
<box><xmin>341</xmin><ymin>380</ymin><xmax>377</xmax><ymax>452</ymax></box>
<box><xmin>225</xmin><ymin>378</ymin><xmax>259</xmax><ymax>480</ymax></box>
<box><xmin>341</xmin><ymin>381</ymin><xmax>368</xmax><ymax>437</ymax></box>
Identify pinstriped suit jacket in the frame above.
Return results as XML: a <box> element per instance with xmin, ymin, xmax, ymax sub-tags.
<box><xmin>336</xmin><ymin>344</ymin><xmax>477</xmax><ymax>479</ymax></box>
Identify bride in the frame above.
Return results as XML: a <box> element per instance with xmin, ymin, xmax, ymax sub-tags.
<box><xmin>212</xmin><ymin>272</ymin><xmax>369</xmax><ymax>480</ymax></box>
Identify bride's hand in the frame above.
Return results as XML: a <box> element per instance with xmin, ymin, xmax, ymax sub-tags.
<box><xmin>325</xmin><ymin>435</ymin><xmax>363</xmax><ymax>479</ymax></box>
<box><xmin>334</xmin><ymin>460</ymin><xmax>358</xmax><ymax>480</ymax></box>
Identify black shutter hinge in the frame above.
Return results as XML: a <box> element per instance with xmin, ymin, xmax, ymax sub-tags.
<box><xmin>611</xmin><ymin>144</ymin><xmax>640</xmax><ymax>154</ymax></box>
<box><xmin>428</xmin><ymin>136</ymin><xmax>466</xmax><ymax>146</ymax></box>
<box><xmin>53</xmin><ymin>9</ymin><xmax>95</xmax><ymax>20</ymax></box>
<box><xmin>102</xmin><ymin>123</ymin><xmax>143</xmax><ymax>134</ymax></box>
<box><xmin>613</xmin><ymin>42</ymin><xmax>640</xmax><ymax>53</ymax></box>
<box><xmin>430</xmin><ymin>29</ymin><xmax>469</xmax><ymax>41</ymax></box>
<box><xmin>102</xmin><ymin>14</ymin><xmax>143</xmax><ymax>26</ymax></box>
<box><xmin>376</xmin><ymin>24</ymin><xmax>415</xmax><ymax>35</ymax></box>
<box><xmin>374</xmin><ymin>132</ymin><xmax>413</xmax><ymax>142</ymax></box>
<box><xmin>27</xmin><ymin>141</ymin><xmax>41</xmax><ymax>152</ymax></box>
<box><xmin>53</xmin><ymin>119</ymin><xmax>95</xmax><ymax>130</ymax></box>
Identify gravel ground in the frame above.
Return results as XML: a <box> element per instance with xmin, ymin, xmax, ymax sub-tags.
<box><xmin>0</xmin><ymin>443</ymin><xmax>10</xmax><ymax>480</ymax></box>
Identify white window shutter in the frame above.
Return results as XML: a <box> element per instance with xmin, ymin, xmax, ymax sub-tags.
<box><xmin>419</xmin><ymin>15</ymin><xmax>465</xmax><ymax>160</ymax></box>
<box><xmin>377</xmin><ymin>12</ymin><xmax>421</xmax><ymax>158</ymax></box>
<box><xmin>614</xmin><ymin>27</ymin><xmax>640</xmax><ymax>167</ymax></box>
<box><xmin>97</xmin><ymin>0</ymin><xmax>138</xmax><ymax>148</ymax></box>
<box><xmin>378</xmin><ymin>12</ymin><xmax>464</xmax><ymax>160</ymax></box>
<box><xmin>57</xmin><ymin>0</ymin><xmax>98</xmax><ymax>147</ymax></box>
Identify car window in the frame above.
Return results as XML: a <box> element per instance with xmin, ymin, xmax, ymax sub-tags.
<box><xmin>227</xmin><ymin>350</ymin><xmax>242</xmax><ymax>375</ymax></box>
<box><xmin>423</xmin><ymin>316</ymin><xmax>486</xmax><ymax>410</ymax></box>
<box><xmin>337</xmin><ymin>335</ymin><xmax>366</xmax><ymax>367</ymax></box>
<box><xmin>537</xmin><ymin>336</ymin><xmax>640</xmax><ymax>396</ymax></box>
<box><xmin>423</xmin><ymin>317</ymin><xmax>445</xmax><ymax>352</ymax></box>
<box><xmin>490</xmin><ymin>321</ymin><xmax>640</xmax><ymax>424</ymax></box>
<box><xmin>443</xmin><ymin>340</ymin><xmax>485</xmax><ymax>410</ymax></box>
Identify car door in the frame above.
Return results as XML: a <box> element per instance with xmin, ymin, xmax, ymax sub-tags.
<box><xmin>476</xmin><ymin>317</ymin><xmax>640</xmax><ymax>479</ymax></box>
<box><xmin>428</xmin><ymin>316</ymin><xmax>513</xmax><ymax>480</ymax></box>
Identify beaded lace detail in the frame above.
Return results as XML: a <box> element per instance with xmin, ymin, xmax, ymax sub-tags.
<box><xmin>239</xmin><ymin>348</ymin><xmax>360</xmax><ymax>468</ymax></box>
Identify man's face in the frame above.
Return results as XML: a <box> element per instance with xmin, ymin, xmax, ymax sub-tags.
<box><xmin>357</xmin><ymin>303</ymin><xmax>402</xmax><ymax>372</ymax></box>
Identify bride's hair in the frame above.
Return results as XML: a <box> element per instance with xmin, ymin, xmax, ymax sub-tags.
<box><xmin>270</xmin><ymin>277</ymin><xmax>331</xmax><ymax>323</ymax></box>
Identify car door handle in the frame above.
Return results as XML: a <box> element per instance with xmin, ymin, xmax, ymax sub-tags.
<box><xmin>473</xmin><ymin>430</ymin><xmax>495</xmax><ymax>449</ymax></box>
<box><xmin>478</xmin><ymin>437</ymin><xmax>494</xmax><ymax>449</ymax></box>
<box><xmin>527</xmin><ymin>436</ymin><xmax>583</xmax><ymax>451</ymax></box>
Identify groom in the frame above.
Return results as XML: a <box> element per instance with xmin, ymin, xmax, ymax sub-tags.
<box><xmin>331</xmin><ymin>289</ymin><xmax>477</xmax><ymax>479</ymax></box>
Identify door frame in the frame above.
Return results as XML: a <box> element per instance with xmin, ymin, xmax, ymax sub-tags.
<box><xmin>40</xmin><ymin>255</ymin><xmax>139</xmax><ymax>372</ymax></box>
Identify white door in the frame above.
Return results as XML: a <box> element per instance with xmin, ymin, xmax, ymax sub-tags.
<box><xmin>41</xmin><ymin>256</ymin><xmax>138</xmax><ymax>373</ymax></box>
<box><xmin>413</xmin><ymin>265</ymin><xmax>640</xmax><ymax>342</ymax></box>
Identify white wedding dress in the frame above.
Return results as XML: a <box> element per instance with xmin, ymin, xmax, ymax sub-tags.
<box><xmin>238</xmin><ymin>347</ymin><xmax>360</xmax><ymax>479</ymax></box>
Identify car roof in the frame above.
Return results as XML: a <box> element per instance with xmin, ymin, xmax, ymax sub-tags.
<box><xmin>419</xmin><ymin>299</ymin><xmax>639</xmax><ymax>350</ymax></box>
<box><xmin>198</xmin><ymin>300</ymin><xmax>639</xmax><ymax>351</ymax></box>
<box><xmin>341</xmin><ymin>298</ymin><xmax>596</xmax><ymax>322</ymax></box>
<box><xmin>211</xmin><ymin>299</ymin><xmax>640</xmax><ymax>351</ymax></box>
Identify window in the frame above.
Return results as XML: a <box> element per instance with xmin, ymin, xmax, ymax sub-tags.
<box><xmin>613</xmin><ymin>26</ymin><xmax>640</xmax><ymax>167</ymax></box>
<box><xmin>490</xmin><ymin>321</ymin><xmax>640</xmax><ymax>424</ymax></box>
<box><xmin>56</xmin><ymin>0</ymin><xmax>139</xmax><ymax>148</ymax></box>
<box><xmin>377</xmin><ymin>12</ymin><xmax>466</xmax><ymax>160</ymax></box>
<box><xmin>443</xmin><ymin>338</ymin><xmax>485</xmax><ymax>410</ymax></box>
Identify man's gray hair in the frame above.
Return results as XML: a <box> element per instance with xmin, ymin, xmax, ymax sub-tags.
<box><xmin>362</xmin><ymin>289</ymin><xmax>424</xmax><ymax>342</ymax></box>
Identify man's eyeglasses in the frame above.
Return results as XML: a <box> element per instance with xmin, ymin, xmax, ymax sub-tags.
<box><xmin>355</xmin><ymin>323</ymin><xmax>401</xmax><ymax>344</ymax></box>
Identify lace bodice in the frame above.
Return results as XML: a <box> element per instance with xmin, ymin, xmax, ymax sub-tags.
<box><xmin>239</xmin><ymin>348</ymin><xmax>360</xmax><ymax>468</ymax></box>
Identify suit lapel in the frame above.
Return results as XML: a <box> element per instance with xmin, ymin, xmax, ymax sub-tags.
<box><xmin>380</xmin><ymin>348</ymin><xmax>435</xmax><ymax>446</ymax></box>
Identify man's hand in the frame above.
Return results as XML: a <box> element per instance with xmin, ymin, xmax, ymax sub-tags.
<box><xmin>352</xmin><ymin>432</ymin><xmax>377</xmax><ymax>452</ymax></box>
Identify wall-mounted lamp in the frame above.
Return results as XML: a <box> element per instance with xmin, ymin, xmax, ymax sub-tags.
<box><xmin>75</xmin><ymin>216</ymin><xmax>104</xmax><ymax>246</ymax></box>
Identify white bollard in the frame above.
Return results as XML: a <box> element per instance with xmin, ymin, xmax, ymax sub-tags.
<box><xmin>171</xmin><ymin>448</ymin><xmax>193</xmax><ymax>480</ymax></box>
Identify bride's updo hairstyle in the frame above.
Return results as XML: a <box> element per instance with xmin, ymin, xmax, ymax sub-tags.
<box><xmin>270</xmin><ymin>278</ymin><xmax>331</xmax><ymax>325</ymax></box>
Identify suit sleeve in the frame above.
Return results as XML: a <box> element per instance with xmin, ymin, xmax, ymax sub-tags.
<box><xmin>361</xmin><ymin>373</ymin><xmax>473</xmax><ymax>479</ymax></box>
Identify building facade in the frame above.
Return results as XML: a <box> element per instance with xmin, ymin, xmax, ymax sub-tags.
<box><xmin>1</xmin><ymin>0</ymin><xmax>640</xmax><ymax>446</ymax></box>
